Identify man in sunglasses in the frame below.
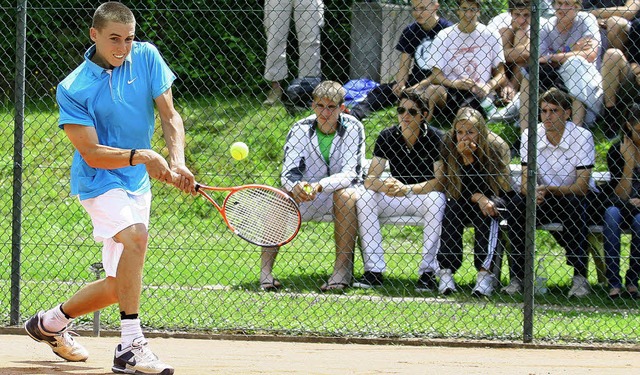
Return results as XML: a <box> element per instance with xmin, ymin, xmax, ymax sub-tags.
<box><xmin>354</xmin><ymin>92</ymin><xmax>446</xmax><ymax>291</ymax></box>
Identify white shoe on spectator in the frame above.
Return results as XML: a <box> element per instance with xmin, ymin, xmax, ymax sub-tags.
<box><xmin>472</xmin><ymin>270</ymin><xmax>495</xmax><ymax>297</ymax></box>
<box><xmin>489</xmin><ymin>92</ymin><xmax>520</xmax><ymax>124</ymax></box>
<box><xmin>437</xmin><ymin>269</ymin><xmax>456</xmax><ymax>295</ymax></box>
<box><xmin>501</xmin><ymin>278</ymin><xmax>523</xmax><ymax>295</ymax></box>
<box><xmin>568</xmin><ymin>275</ymin><xmax>590</xmax><ymax>297</ymax></box>
<box><xmin>262</xmin><ymin>86</ymin><xmax>282</xmax><ymax>106</ymax></box>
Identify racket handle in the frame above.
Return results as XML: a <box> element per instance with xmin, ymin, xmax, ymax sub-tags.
<box><xmin>195</xmin><ymin>183</ymin><xmax>202</xmax><ymax>192</ymax></box>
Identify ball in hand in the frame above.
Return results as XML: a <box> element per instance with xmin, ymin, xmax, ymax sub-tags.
<box><xmin>230</xmin><ymin>142</ymin><xmax>249</xmax><ymax>161</ymax></box>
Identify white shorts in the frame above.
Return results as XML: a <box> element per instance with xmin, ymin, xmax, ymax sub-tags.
<box><xmin>80</xmin><ymin>189</ymin><xmax>152</xmax><ymax>277</ymax></box>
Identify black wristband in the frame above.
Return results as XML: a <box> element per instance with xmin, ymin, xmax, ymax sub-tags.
<box><xmin>129</xmin><ymin>149</ymin><xmax>136</xmax><ymax>166</ymax></box>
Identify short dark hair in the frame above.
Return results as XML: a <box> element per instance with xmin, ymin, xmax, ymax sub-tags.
<box><xmin>399</xmin><ymin>91</ymin><xmax>428</xmax><ymax>115</ymax></box>
<box><xmin>540</xmin><ymin>88</ymin><xmax>572</xmax><ymax>111</ymax></box>
<box><xmin>508</xmin><ymin>0</ymin><xmax>530</xmax><ymax>11</ymax></box>
<box><xmin>458</xmin><ymin>0</ymin><xmax>482</xmax><ymax>8</ymax></box>
<box><xmin>93</xmin><ymin>2</ymin><xmax>136</xmax><ymax>30</ymax></box>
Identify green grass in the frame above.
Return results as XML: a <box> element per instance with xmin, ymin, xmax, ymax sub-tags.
<box><xmin>1</xmin><ymin>96</ymin><xmax>638</xmax><ymax>345</ymax></box>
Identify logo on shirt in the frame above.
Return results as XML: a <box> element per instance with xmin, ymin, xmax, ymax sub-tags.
<box><xmin>127</xmin><ymin>77</ymin><xmax>137</xmax><ymax>84</ymax></box>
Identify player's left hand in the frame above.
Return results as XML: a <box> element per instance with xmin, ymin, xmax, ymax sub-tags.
<box><xmin>171</xmin><ymin>165</ymin><xmax>196</xmax><ymax>195</ymax></box>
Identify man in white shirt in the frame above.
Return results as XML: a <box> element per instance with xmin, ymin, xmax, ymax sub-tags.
<box><xmin>421</xmin><ymin>0</ymin><xmax>506</xmax><ymax>122</ymax></box>
<box><xmin>504</xmin><ymin>88</ymin><xmax>595</xmax><ymax>297</ymax></box>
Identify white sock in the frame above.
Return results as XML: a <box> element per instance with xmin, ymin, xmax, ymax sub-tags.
<box><xmin>121</xmin><ymin>319</ymin><xmax>144</xmax><ymax>348</ymax></box>
<box><xmin>41</xmin><ymin>304</ymin><xmax>71</xmax><ymax>333</ymax></box>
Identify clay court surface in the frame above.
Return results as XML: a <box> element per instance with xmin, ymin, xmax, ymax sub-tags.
<box><xmin>2</xmin><ymin>333</ymin><xmax>639</xmax><ymax>374</ymax></box>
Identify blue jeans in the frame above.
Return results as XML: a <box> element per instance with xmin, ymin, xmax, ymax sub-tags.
<box><xmin>603</xmin><ymin>205</ymin><xmax>640</xmax><ymax>289</ymax></box>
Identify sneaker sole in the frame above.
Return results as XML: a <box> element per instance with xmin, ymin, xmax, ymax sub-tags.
<box><xmin>112</xmin><ymin>365</ymin><xmax>174</xmax><ymax>375</ymax></box>
<box><xmin>352</xmin><ymin>282</ymin><xmax>380</xmax><ymax>289</ymax></box>
<box><xmin>415</xmin><ymin>287</ymin><xmax>433</xmax><ymax>292</ymax></box>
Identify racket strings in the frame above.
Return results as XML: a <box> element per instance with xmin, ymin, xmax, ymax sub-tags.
<box><xmin>224</xmin><ymin>187</ymin><xmax>300</xmax><ymax>246</ymax></box>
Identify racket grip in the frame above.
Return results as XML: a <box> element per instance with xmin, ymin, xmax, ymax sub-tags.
<box><xmin>195</xmin><ymin>183</ymin><xmax>202</xmax><ymax>192</ymax></box>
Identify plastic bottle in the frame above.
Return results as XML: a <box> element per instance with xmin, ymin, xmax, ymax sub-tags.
<box><xmin>535</xmin><ymin>255</ymin><xmax>548</xmax><ymax>295</ymax></box>
<box><xmin>480</xmin><ymin>97</ymin><xmax>497</xmax><ymax>119</ymax></box>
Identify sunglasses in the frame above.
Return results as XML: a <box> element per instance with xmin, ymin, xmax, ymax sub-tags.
<box><xmin>397</xmin><ymin>107</ymin><xmax>420</xmax><ymax>116</ymax></box>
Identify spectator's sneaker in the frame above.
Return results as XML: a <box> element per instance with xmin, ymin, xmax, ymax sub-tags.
<box><xmin>262</xmin><ymin>86</ymin><xmax>282</xmax><ymax>107</ymax></box>
<box><xmin>24</xmin><ymin>311</ymin><xmax>89</xmax><ymax>362</ymax></box>
<box><xmin>437</xmin><ymin>269</ymin><xmax>456</xmax><ymax>295</ymax></box>
<box><xmin>352</xmin><ymin>271</ymin><xmax>383</xmax><ymax>289</ymax></box>
<box><xmin>501</xmin><ymin>278</ymin><xmax>523</xmax><ymax>295</ymax></box>
<box><xmin>112</xmin><ymin>337</ymin><xmax>174</xmax><ymax>375</ymax></box>
<box><xmin>568</xmin><ymin>275</ymin><xmax>590</xmax><ymax>297</ymax></box>
<box><xmin>472</xmin><ymin>271</ymin><xmax>495</xmax><ymax>297</ymax></box>
<box><xmin>488</xmin><ymin>92</ymin><xmax>520</xmax><ymax>124</ymax></box>
<box><xmin>415</xmin><ymin>272</ymin><xmax>437</xmax><ymax>292</ymax></box>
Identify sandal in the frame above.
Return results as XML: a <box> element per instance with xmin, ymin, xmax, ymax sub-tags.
<box><xmin>260</xmin><ymin>279</ymin><xmax>282</xmax><ymax>292</ymax></box>
<box><xmin>609</xmin><ymin>287</ymin><xmax>622</xmax><ymax>299</ymax></box>
<box><xmin>320</xmin><ymin>282</ymin><xmax>350</xmax><ymax>293</ymax></box>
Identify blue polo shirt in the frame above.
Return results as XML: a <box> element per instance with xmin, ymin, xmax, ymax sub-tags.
<box><xmin>57</xmin><ymin>41</ymin><xmax>175</xmax><ymax>200</ymax></box>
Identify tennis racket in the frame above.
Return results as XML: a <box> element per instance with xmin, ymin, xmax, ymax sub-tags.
<box><xmin>195</xmin><ymin>183</ymin><xmax>301</xmax><ymax>247</ymax></box>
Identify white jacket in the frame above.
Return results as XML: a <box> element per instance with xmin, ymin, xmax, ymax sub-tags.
<box><xmin>281</xmin><ymin>113</ymin><xmax>365</xmax><ymax>193</ymax></box>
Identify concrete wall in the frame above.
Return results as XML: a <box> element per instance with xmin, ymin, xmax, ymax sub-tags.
<box><xmin>349</xmin><ymin>2</ymin><xmax>414</xmax><ymax>83</ymax></box>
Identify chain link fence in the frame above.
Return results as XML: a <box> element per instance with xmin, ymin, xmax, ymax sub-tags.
<box><xmin>2</xmin><ymin>0</ymin><xmax>639</xmax><ymax>346</ymax></box>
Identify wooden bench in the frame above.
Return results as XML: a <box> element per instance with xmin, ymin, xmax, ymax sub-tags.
<box><xmin>311</xmin><ymin>161</ymin><xmax>611</xmax><ymax>284</ymax></box>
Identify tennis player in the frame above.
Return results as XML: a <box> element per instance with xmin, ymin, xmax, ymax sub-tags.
<box><xmin>24</xmin><ymin>2</ymin><xmax>194</xmax><ymax>374</ymax></box>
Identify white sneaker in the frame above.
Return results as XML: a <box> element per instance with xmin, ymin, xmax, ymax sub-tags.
<box><xmin>501</xmin><ymin>278</ymin><xmax>523</xmax><ymax>295</ymax></box>
<box><xmin>568</xmin><ymin>275</ymin><xmax>590</xmax><ymax>297</ymax></box>
<box><xmin>437</xmin><ymin>269</ymin><xmax>456</xmax><ymax>295</ymax></box>
<box><xmin>24</xmin><ymin>311</ymin><xmax>89</xmax><ymax>362</ymax></box>
<box><xmin>472</xmin><ymin>270</ymin><xmax>495</xmax><ymax>297</ymax></box>
<box><xmin>112</xmin><ymin>337</ymin><xmax>174</xmax><ymax>375</ymax></box>
<box><xmin>262</xmin><ymin>86</ymin><xmax>282</xmax><ymax>106</ymax></box>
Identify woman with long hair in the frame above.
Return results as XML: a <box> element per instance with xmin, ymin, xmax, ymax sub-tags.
<box><xmin>437</xmin><ymin>107</ymin><xmax>511</xmax><ymax>296</ymax></box>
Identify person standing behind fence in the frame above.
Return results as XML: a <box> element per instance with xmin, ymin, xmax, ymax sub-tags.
<box><xmin>261</xmin><ymin>81</ymin><xmax>365</xmax><ymax>292</ymax></box>
<box><xmin>602</xmin><ymin>103</ymin><xmax>640</xmax><ymax>299</ymax></box>
<box><xmin>262</xmin><ymin>0</ymin><xmax>324</xmax><ymax>106</ymax></box>
<box><xmin>24</xmin><ymin>3</ymin><xmax>195</xmax><ymax>374</ymax></box>
<box><xmin>354</xmin><ymin>92</ymin><xmax>446</xmax><ymax>291</ymax></box>
<box><xmin>349</xmin><ymin>0</ymin><xmax>453</xmax><ymax>121</ymax></box>
<box><xmin>505</xmin><ymin>88</ymin><xmax>596</xmax><ymax>297</ymax></box>
<box><xmin>437</xmin><ymin>107</ymin><xmax>512</xmax><ymax>297</ymax></box>
<box><xmin>420</xmin><ymin>0</ymin><xmax>506</xmax><ymax>123</ymax></box>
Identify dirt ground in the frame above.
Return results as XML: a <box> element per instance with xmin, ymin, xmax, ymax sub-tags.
<box><xmin>2</xmin><ymin>333</ymin><xmax>639</xmax><ymax>374</ymax></box>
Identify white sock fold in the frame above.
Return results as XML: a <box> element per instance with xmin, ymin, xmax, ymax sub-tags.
<box><xmin>41</xmin><ymin>304</ymin><xmax>71</xmax><ymax>333</ymax></box>
<box><xmin>121</xmin><ymin>318</ymin><xmax>144</xmax><ymax>348</ymax></box>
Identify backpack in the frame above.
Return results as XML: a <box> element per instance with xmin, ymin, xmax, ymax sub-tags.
<box><xmin>283</xmin><ymin>77</ymin><xmax>322</xmax><ymax>115</ymax></box>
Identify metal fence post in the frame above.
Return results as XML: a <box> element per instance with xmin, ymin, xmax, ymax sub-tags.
<box><xmin>89</xmin><ymin>263</ymin><xmax>105</xmax><ymax>337</ymax></box>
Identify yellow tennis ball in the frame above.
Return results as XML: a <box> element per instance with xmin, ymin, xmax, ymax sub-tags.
<box><xmin>230</xmin><ymin>142</ymin><xmax>249</xmax><ymax>161</ymax></box>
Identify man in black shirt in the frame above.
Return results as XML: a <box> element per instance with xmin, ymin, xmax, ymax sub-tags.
<box><xmin>349</xmin><ymin>0</ymin><xmax>453</xmax><ymax>121</ymax></box>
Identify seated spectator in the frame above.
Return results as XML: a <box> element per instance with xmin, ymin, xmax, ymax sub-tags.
<box><xmin>489</xmin><ymin>0</ymin><xmax>534</xmax><ymax>124</ymax></box>
<box><xmin>518</xmin><ymin>0</ymin><xmax>603</xmax><ymax>131</ymax></box>
<box><xmin>505</xmin><ymin>88</ymin><xmax>596</xmax><ymax>297</ymax></box>
<box><xmin>420</xmin><ymin>0</ymin><xmax>506</xmax><ymax>123</ymax></box>
<box><xmin>583</xmin><ymin>0</ymin><xmax>640</xmax><ymax>52</ymax></box>
<box><xmin>261</xmin><ymin>81</ymin><xmax>365</xmax><ymax>292</ymax></box>
<box><xmin>602</xmin><ymin>103</ymin><xmax>640</xmax><ymax>299</ymax></box>
<box><xmin>487</xmin><ymin>0</ymin><xmax>554</xmax><ymax>31</ymax></box>
<box><xmin>599</xmin><ymin>25</ymin><xmax>640</xmax><ymax>137</ymax></box>
<box><xmin>437</xmin><ymin>107</ymin><xmax>512</xmax><ymax>297</ymax></box>
<box><xmin>354</xmin><ymin>92</ymin><xmax>446</xmax><ymax>291</ymax></box>
<box><xmin>349</xmin><ymin>0</ymin><xmax>453</xmax><ymax>121</ymax></box>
